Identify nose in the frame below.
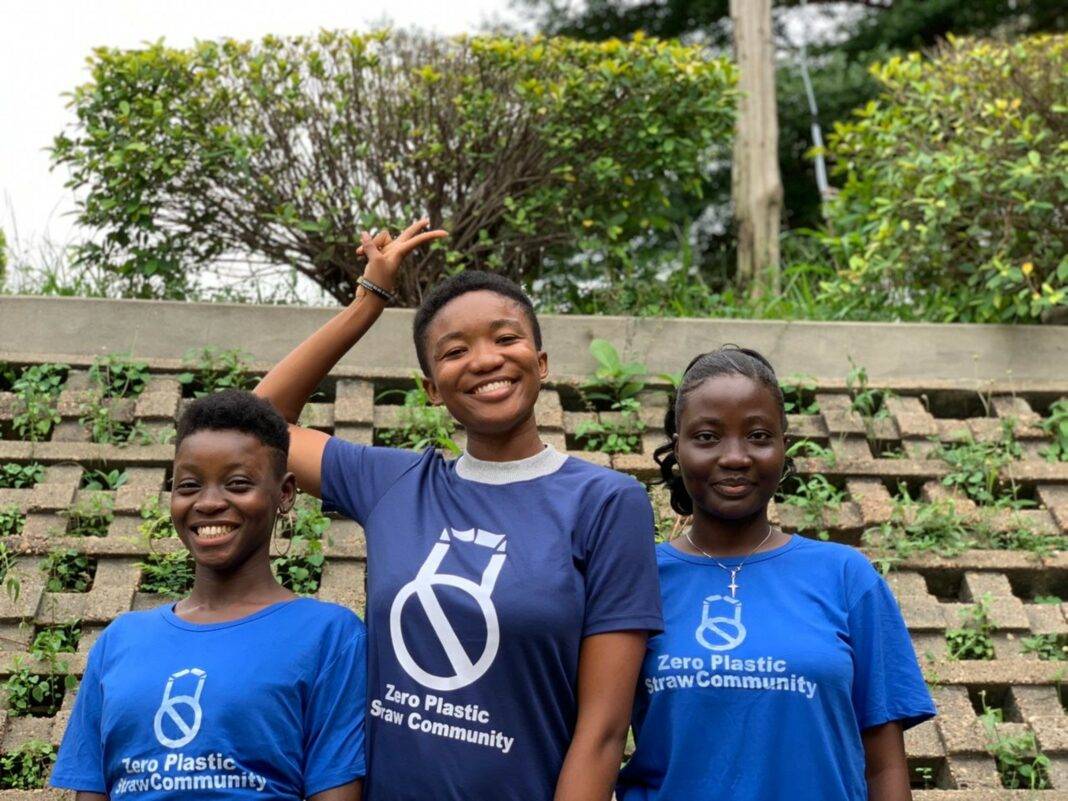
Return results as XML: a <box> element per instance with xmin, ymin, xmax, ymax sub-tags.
<box><xmin>717</xmin><ymin>437</ymin><xmax>753</xmax><ymax>469</ymax></box>
<box><xmin>468</xmin><ymin>339</ymin><xmax>506</xmax><ymax>373</ymax></box>
<box><xmin>192</xmin><ymin>486</ymin><xmax>228</xmax><ymax>515</ymax></box>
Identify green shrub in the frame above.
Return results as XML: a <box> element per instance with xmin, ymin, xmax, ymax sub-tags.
<box><xmin>0</xmin><ymin>462</ymin><xmax>45</xmax><ymax>489</ymax></box>
<box><xmin>61</xmin><ymin>494</ymin><xmax>114</xmax><ymax>537</ymax></box>
<box><xmin>88</xmin><ymin>353</ymin><xmax>150</xmax><ymax>399</ymax></box>
<box><xmin>820</xmin><ymin>35</ymin><xmax>1067</xmax><ymax>323</ymax></box>
<box><xmin>377</xmin><ymin>378</ymin><xmax>459</xmax><ymax>454</ymax></box>
<box><xmin>0</xmin><ymin>506</ymin><xmax>23</xmax><ymax>538</ymax></box>
<box><xmin>946</xmin><ymin>597</ymin><xmax>996</xmax><ymax>660</ymax></box>
<box><xmin>138</xmin><ymin>552</ymin><xmax>195</xmax><ymax>597</ymax></box>
<box><xmin>10</xmin><ymin>363</ymin><xmax>67</xmax><ymax>442</ymax></box>
<box><xmin>41</xmin><ymin>550</ymin><xmax>94</xmax><ymax>592</ymax></box>
<box><xmin>0</xmin><ymin>740</ymin><xmax>56</xmax><ymax>789</ymax></box>
<box><xmin>52</xmin><ymin>31</ymin><xmax>736</xmax><ymax>303</ymax></box>
<box><xmin>139</xmin><ymin>495</ymin><xmax>177</xmax><ymax>540</ymax></box>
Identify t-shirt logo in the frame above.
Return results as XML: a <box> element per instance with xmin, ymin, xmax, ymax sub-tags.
<box><xmin>390</xmin><ymin>527</ymin><xmax>507</xmax><ymax>691</ymax></box>
<box><xmin>695</xmin><ymin>595</ymin><xmax>747</xmax><ymax>652</ymax></box>
<box><xmin>153</xmin><ymin>668</ymin><xmax>207</xmax><ymax>749</ymax></box>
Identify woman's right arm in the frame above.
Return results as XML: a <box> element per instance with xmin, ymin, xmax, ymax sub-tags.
<box><xmin>255</xmin><ymin>219</ymin><xmax>447</xmax><ymax>496</ymax></box>
<box><xmin>75</xmin><ymin>794</ymin><xmax>107</xmax><ymax>801</ymax></box>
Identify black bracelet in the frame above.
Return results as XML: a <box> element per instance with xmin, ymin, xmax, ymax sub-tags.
<box><xmin>356</xmin><ymin>276</ymin><xmax>397</xmax><ymax>305</ymax></box>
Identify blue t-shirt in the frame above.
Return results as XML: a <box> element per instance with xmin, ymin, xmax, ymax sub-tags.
<box><xmin>319</xmin><ymin>440</ymin><xmax>663</xmax><ymax>801</ymax></box>
<box><xmin>617</xmin><ymin>537</ymin><xmax>935</xmax><ymax>801</ymax></box>
<box><xmin>52</xmin><ymin>598</ymin><xmax>367</xmax><ymax>799</ymax></box>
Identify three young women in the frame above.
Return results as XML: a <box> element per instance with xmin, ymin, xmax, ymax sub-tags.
<box><xmin>617</xmin><ymin>348</ymin><xmax>935</xmax><ymax>801</ymax></box>
<box><xmin>52</xmin><ymin>391</ymin><xmax>367</xmax><ymax>800</ymax></box>
<box><xmin>254</xmin><ymin>220</ymin><xmax>663</xmax><ymax>800</ymax></box>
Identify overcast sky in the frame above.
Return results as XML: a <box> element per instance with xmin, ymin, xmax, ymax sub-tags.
<box><xmin>0</xmin><ymin>0</ymin><xmax>516</xmax><ymax>262</ymax></box>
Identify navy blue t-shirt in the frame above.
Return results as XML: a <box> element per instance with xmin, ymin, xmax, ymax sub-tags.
<box><xmin>320</xmin><ymin>440</ymin><xmax>663</xmax><ymax>801</ymax></box>
<box><xmin>52</xmin><ymin>598</ymin><xmax>366</xmax><ymax>799</ymax></box>
<box><xmin>617</xmin><ymin>537</ymin><xmax>935</xmax><ymax>801</ymax></box>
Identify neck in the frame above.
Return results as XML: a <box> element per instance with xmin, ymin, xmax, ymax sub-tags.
<box><xmin>688</xmin><ymin>506</ymin><xmax>778</xmax><ymax>558</ymax></box>
<box><xmin>183</xmin><ymin>547</ymin><xmax>290</xmax><ymax>614</ymax></box>
<box><xmin>463</xmin><ymin>411</ymin><xmax>544</xmax><ymax>462</ymax></box>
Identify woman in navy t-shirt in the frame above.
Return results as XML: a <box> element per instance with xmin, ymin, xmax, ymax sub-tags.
<box><xmin>52</xmin><ymin>391</ymin><xmax>367</xmax><ymax>800</ymax></box>
<box><xmin>255</xmin><ymin>220</ymin><xmax>663</xmax><ymax>801</ymax></box>
<box><xmin>617</xmin><ymin>348</ymin><xmax>935</xmax><ymax>801</ymax></box>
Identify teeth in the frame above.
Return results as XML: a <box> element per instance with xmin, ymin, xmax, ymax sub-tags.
<box><xmin>196</xmin><ymin>525</ymin><xmax>236</xmax><ymax>539</ymax></box>
<box><xmin>473</xmin><ymin>380</ymin><xmax>512</xmax><ymax>395</ymax></box>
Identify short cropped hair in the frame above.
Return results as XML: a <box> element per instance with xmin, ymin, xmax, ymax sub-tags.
<box><xmin>412</xmin><ymin>271</ymin><xmax>542</xmax><ymax>375</ymax></box>
<box><xmin>175</xmin><ymin>390</ymin><xmax>289</xmax><ymax>475</ymax></box>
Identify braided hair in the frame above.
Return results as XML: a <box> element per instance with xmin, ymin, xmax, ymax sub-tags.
<box><xmin>653</xmin><ymin>346</ymin><xmax>787</xmax><ymax>516</ymax></box>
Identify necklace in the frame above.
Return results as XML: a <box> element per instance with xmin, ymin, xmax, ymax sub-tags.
<box><xmin>684</xmin><ymin>526</ymin><xmax>775</xmax><ymax>598</ymax></box>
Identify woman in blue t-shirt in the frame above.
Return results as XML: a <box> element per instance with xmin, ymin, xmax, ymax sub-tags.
<box><xmin>52</xmin><ymin>391</ymin><xmax>367</xmax><ymax>800</ymax></box>
<box><xmin>255</xmin><ymin>220</ymin><xmax>663</xmax><ymax>801</ymax></box>
<box><xmin>617</xmin><ymin>347</ymin><xmax>936</xmax><ymax>801</ymax></box>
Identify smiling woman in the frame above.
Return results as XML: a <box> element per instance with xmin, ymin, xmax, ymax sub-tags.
<box><xmin>255</xmin><ymin>220</ymin><xmax>663</xmax><ymax>801</ymax></box>
<box><xmin>50</xmin><ymin>391</ymin><xmax>367</xmax><ymax>801</ymax></box>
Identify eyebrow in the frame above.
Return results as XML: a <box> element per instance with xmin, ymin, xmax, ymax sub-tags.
<box><xmin>689</xmin><ymin>413</ymin><xmax>776</xmax><ymax>426</ymax></box>
<box><xmin>434</xmin><ymin>318</ymin><xmax>524</xmax><ymax>349</ymax></box>
<box><xmin>172</xmin><ymin>461</ymin><xmax>256</xmax><ymax>475</ymax></box>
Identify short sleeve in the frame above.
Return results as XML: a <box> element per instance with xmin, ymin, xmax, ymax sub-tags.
<box><xmin>303</xmin><ymin>623</ymin><xmax>367</xmax><ymax>796</ymax></box>
<box><xmin>848</xmin><ymin>578</ymin><xmax>936</xmax><ymax>731</ymax></box>
<box><xmin>51</xmin><ymin>638</ymin><xmax>107</xmax><ymax>793</ymax></box>
<box><xmin>581</xmin><ymin>482</ymin><xmax>664</xmax><ymax>637</ymax></box>
<box><xmin>319</xmin><ymin>436</ymin><xmax>422</xmax><ymax>525</ymax></box>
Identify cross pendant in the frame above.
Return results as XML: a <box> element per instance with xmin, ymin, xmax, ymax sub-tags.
<box><xmin>728</xmin><ymin>569</ymin><xmax>739</xmax><ymax>598</ymax></box>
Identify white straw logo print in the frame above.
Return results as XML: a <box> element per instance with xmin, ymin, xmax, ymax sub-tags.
<box><xmin>153</xmin><ymin>668</ymin><xmax>207</xmax><ymax>748</ymax></box>
<box><xmin>695</xmin><ymin>595</ymin><xmax>747</xmax><ymax>651</ymax></box>
<box><xmin>390</xmin><ymin>527</ymin><xmax>506</xmax><ymax>691</ymax></box>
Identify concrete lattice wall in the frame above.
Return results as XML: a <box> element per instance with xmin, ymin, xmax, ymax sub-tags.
<box><xmin>0</xmin><ymin>297</ymin><xmax>1066</xmax><ymax>799</ymax></box>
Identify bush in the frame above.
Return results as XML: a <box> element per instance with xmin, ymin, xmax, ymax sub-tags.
<box><xmin>819</xmin><ymin>35</ymin><xmax>1067</xmax><ymax>323</ymax></box>
<box><xmin>51</xmin><ymin>31</ymin><xmax>736</xmax><ymax>304</ymax></box>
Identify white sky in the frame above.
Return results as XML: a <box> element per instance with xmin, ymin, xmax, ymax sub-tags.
<box><xmin>0</xmin><ymin>0</ymin><xmax>516</xmax><ymax>261</ymax></box>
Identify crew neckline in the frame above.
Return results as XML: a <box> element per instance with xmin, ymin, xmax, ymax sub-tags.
<box><xmin>161</xmin><ymin>597</ymin><xmax>303</xmax><ymax>631</ymax></box>
<box><xmin>454</xmin><ymin>444</ymin><xmax>568</xmax><ymax>485</ymax></box>
<box><xmin>660</xmin><ymin>533</ymin><xmax>802</xmax><ymax>567</ymax></box>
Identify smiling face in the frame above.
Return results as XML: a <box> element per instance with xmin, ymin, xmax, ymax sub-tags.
<box><xmin>674</xmin><ymin>373</ymin><xmax>786</xmax><ymax>522</ymax></box>
<box><xmin>422</xmin><ymin>290</ymin><xmax>548</xmax><ymax>436</ymax></box>
<box><xmin>170</xmin><ymin>429</ymin><xmax>295</xmax><ymax>573</ymax></box>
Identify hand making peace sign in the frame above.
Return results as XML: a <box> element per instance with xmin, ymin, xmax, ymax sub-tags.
<box><xmin>356</xmin><ymin>218</ymin><xmax>448</xmax><ymax>300</ymax></box>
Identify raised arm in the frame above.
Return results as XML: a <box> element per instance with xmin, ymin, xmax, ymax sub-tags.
<box><xmin>254</xmin><ymin>219</ymin><xmax>447</xmax><ymax>495</ymax></box>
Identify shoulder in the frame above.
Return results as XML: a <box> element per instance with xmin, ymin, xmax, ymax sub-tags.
<box><xmin>789</xmin><ymin>537</ymin><xmax>883</xmax><ymax>598</ymax></box>
<box><xmin>561</xmin><ymin>455</ymin><xmax>647</xmax><ymax>499</ymax></box>
<box><xmin>324</xmin><ymin>436</ymin><xmax>429</xmax><ymax>473</ymax></box>
<box><xmin>285</xmin><ymin>598</ymin><xmax>366</xmax><ymax>641</ymax></box>
<box><xmin>87</xmin><ymin>606</ymin><xmax>169</xmax><ymax>658</ymax></box>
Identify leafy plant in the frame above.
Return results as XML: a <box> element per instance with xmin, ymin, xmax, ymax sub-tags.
<box><xmin>31</xmin><ymin>622</ymin><xmax>81</xmax><ymax>659</ymax></box>
<box><xmin>177</xmin><ymin>347</ymin><xmax>254</xmax><ymax>397</ymax></box>
<box><xmin>1039</xmin><ymin>399</ymin><xmax>1068</xmax><ymax>462</ymax></box>
<box><xmin>1021</xmin><ymin>634</ymin><xmax>1067</xmax><ymax>662</ymax></box>
<box><xmin>780</xmin><ymin>474</ymin><xmax>844</xmax><ymax>541</ymax></box>
<box><xmin>780</xmin><ymin>374</ymin><xmax>820</xmax><ymax>415</ymax></box>
<box><xmin>1034</xmin><ymin>595</ymin><xmax>1062</xmax><ymax>605</ymax></box>
<box><xmin>0</xmin><ymin>505</ymin><xmax>24</xmax><ymax>538</ymax></box>
<box><xmin>139</xmin><ymin>495</ymin><xmax>177</xmax><ymax>540</ymax></box>
<box><xmin>0</xmin><ymin>462</ymin><xmax>45</xmax><ymax>489</ymax></box>
<box><xmin>280</xmin><ymin>494</ymin><xmax>331</xmax><ymax>541</ymax></box>
<box><xmin>821</xmin><ymin>35</ymin><xmax>1067</xmax><ymax>324</ymax></box>
<box><xmin>574</xmin><ymin>398</ymin><xmax>645</xmax><ymax>454</ymax></box>
<box><xmin>81</xmin><ymin>468</ymin><xmax>129</xmax><ymax>491</ymax></box>
<box><xmin>61</xmin><ymin>494</ymin><xmax>114</xmax><ymax>538</ymax></box>
<box><xmin>945</xmin><ymin>597</ymin><xmax>995</xmax><ymax>660</ymax></box>
<box><xmin>79</xmin><ymin>394</ymin><xmax>152</xmax><ymax>446</ymax></box>
<box><xmin>41</xmin><ymin>549</ymin><xmax>94</xmax><ymax>592</ymax></box>
<box><xmin>864</xmin><ymin>496</ymin><xmax>973</xmax><ymax>569</ymax></box>
<box><xmin>11</xmin><ymin>363</ymin><xmax>67</xmax><ymax>442</ymax></box>
<box><xmin>978</xmin><ymin>691</ymin><xmax>1051</xmax><ymax>789</ymax></box>
<box><xmin>785</xmin><ymin>438</ymin><xmax>836</xmax><ymax>466</ymax></box>
<box><xmin>2</xmin><ymin>662</ymin><xmax>71</xmax><ymax>717</ymax></box>
<box><xmin>272</xmin><ymin>541</ymin><xmax>324</xmax><ymax>595</ymax></box>
<box><xmin>51</xmin><ymin>32</ymin><xmax>736</xmax><ymax>302</ymax></box>
<box><xmin>0</xmin><ymin>541</ymin><xmax>20</xmax><ymax>602</ymax></box>
<box><xmin>846</xmin><ymin>360</ymin><xmax>891</xmax><ymax>421</ymax></box>
<box><xmin>582</xmin><ymin>339</ymin><xmax>647</xmax><ymax>408</ymax></box>
<box><xmin>933</xmin><ymin>422</ymin><xmax>1029</xmax><ymax>508</ymax></box>
<box><xmin>0</xmin><ymin>739</ymin><xmax>57</xmax><ymax>789</ymax></box>
<box><xmin>377</xmin><ymin>378</ymin><xmax>459</xmax><ymax>455</ymax></box>
<box><xmin>138</xmin><ymin>552</ymin><xmax>195</xmax><ymax>597</ymax></box>
<box><xmin>88</xmin><ymin>353</ymin><xmax>150</xmax><ymax>399</ymax></box>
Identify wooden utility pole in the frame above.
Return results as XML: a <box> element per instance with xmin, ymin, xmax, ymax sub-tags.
<box><xmin>730</xmin><ymin>0</ymin><xmax>783</xmax><ymax>298</ymax></box>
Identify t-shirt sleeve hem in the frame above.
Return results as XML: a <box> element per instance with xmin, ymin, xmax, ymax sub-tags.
<box><xmin>305</xmin><ymin>765</ymin><xmax>366</xmax><ymax>796</ymax></box>
<box><xmin>50</xmin><ymin>774</ymin><xmax>106</xmax><ymax>793</ymax></box>
<box><xmin>583</xmin><ymin>614</ymin><xmax>665</xmax><ymax>638</ymax></box>
<box><xmin>860</xmin><ymin>705</ymin><xmax>937</xmax><ymax>733</ymax></box>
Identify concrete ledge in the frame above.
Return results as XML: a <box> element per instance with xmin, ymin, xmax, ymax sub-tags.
<box><xmin>2</xmin><ymin>295</ymin><xmax>1067</xmax><ymax>384</ymax></box>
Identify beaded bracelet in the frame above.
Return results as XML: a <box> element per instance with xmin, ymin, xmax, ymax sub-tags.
<box><xmin>356</xmin><ymin>276</ymin><xmax>397</xmax><ymax>305</ymax></box>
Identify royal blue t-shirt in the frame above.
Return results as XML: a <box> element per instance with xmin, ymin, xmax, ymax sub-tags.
<box><xmin>52</xmin><ymin>598</ymin><xmax>366</xmax><ymax>799</ymax></box>
<box><xmin>319</xmin><ymin>440</ymin><xmax>663</xmax><ymax>801</ymax></box>
<box><xmin>617</xmin><ymin>537</ymin><xmax>935</xmax><ymax>801</ymax></box>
